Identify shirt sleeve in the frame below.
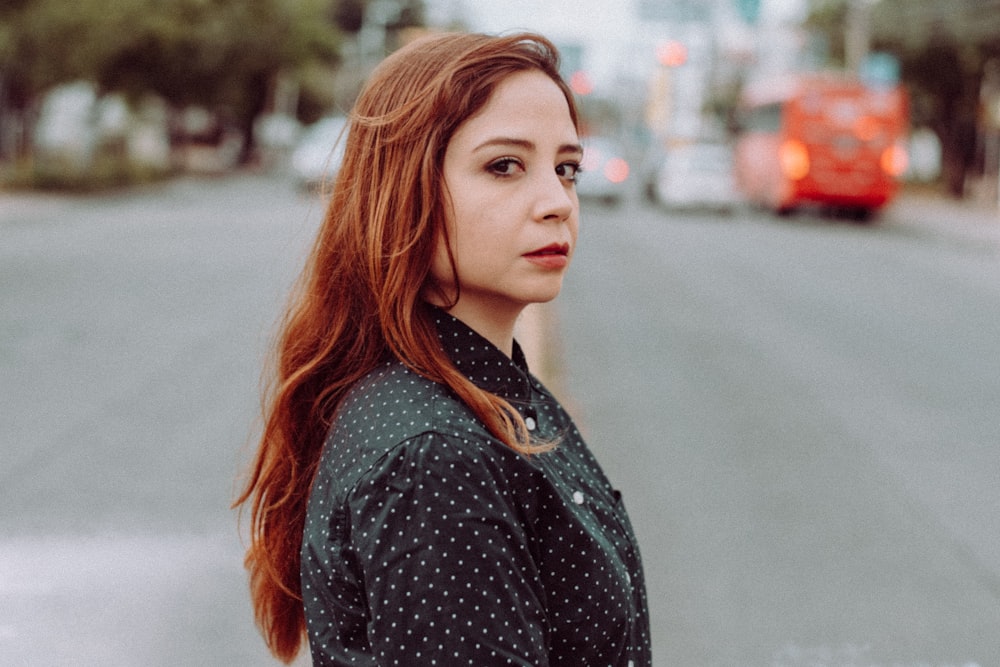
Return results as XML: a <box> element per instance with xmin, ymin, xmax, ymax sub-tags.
<box><xmin>345</xmin><ymin>432</ymin><xmax>550</xmax><ymax>666</ymax></box>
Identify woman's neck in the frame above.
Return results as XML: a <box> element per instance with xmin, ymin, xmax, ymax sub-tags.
<box><xmin>430</xmin><ymin>299</ymin><xmax>521</xmax><ymax>357</ymax></box>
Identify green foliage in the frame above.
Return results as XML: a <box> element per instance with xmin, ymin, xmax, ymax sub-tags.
<box><xmin>104</xmin><ymin>0</ymin><xmax>340</xmax><ymax>104</ymax></box>
<box><xmin>1</xmin><ymin>0</ymin><xmax>117</xmax><ymax>95</ymax></box>
<box><xmin>0</xmin><ymin>0</ymin><xmax>343</xmax><ymax>112</ymax></box>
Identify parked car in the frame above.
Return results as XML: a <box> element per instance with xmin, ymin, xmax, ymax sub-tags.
<box><xmin>577</xmin><ymin>136</ymin><xmax>631</xmax><ymax>205</ymax></box>
<box><xmin>652</xmin><ymin>142</ymin><xmax>739</xmax><ymax>213</ymax></box>
<box><xmin>290</xmin><ymin>116</ymin><xmax>349</xmax><ymax>191</ymax></box>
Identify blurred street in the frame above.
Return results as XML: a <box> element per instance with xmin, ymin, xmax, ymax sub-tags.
<box><xmin>0</xmin><ymin>176</ymin><xmax>319</xmax><ymax>666</ymax></box>
<box><xmin>2</xmin><ymin>174</ymin><xmax>999</xmax><ymax>666</ymax></box>
<box><xmin>560</xmin><ymin>191</ymin><xmax>1000</xmax><ymax>665</ymax></box>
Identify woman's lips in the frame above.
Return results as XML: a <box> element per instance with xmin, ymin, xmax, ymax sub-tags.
<box><xmin>523</xmin><ymin>243</ymin><xmax>570</xmax><ymax>269</ymax></box>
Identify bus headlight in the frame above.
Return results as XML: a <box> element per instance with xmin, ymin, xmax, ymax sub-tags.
<box><xmin>779</xmin><ymin>139</ymin><xmax>810</xmax><ymax>180</ymax></box>
<box><xmin>880</xmin><ymin>142</ymin><xmax>908</xmax><ymax>177</ymax></box>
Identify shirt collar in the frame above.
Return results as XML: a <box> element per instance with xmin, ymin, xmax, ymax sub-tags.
<box><xmin>428</xmin><ymin>306</ymin><xmax>532</xmax><ymax>401</ymax></box>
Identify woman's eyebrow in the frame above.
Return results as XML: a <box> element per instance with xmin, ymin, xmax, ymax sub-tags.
<box><xmin>473</xmin><ymin>137</ymin><xmax>584</xmax><ymax>155</ymax></box>
<box><xmin>474</xmin><ymin>137</ymin><xmax>530</xmax><ymax>151</ymax></box>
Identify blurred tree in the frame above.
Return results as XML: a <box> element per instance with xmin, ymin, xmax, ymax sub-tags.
<box><xmin>890</xmin><ymin>24</ymin><xmax>978</xmax><ymax>197</ymax></box>
<box><xmin>0</xmin><ymin>0</ymin><xmax>344</xmax><ymax>162</ymax></box>
<box><xmin>0</xmin><ymin>0</ymin><xmax>432</xmax><ymax>167</ymax></box>
<box><xmin>0</xmin><ymin>0</ymin><xmax>121</xmax><ymax>158</ymax></box>
<box><xmin>1</xmin><ymin>0</ymin><xmax>113</xmax><ymax>106</ymax></box>
<box><xmin>97</xmin><ymin>0</ymin><xmax>343</xmax><ymax>162</ymax></box>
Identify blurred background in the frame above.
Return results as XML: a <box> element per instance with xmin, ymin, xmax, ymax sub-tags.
<box><xmin>2</xmin><ymin>0</ymin><xmax>1000</xmax><ymax>203</ymax></box>
<box><xmin>2</xmin><ymin>1</ymin><xmax>999</xmax><ymax>666</ymax></box>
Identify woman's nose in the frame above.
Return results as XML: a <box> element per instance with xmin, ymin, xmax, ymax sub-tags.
<box><xmin>533</xmin><ymin>173</ymin><xmax>576</xmax><ymax>222</ymax></box>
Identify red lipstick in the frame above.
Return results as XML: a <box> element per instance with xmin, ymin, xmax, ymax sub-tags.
<box><xmin>523</xmin><ymin>243</ymin><xmax>570</xmax><ymax>269</ymax></box>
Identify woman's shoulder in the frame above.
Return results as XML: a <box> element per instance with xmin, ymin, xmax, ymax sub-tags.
<box><xmin>340</xmin><ymin>359</ymin><xmax>443</xmax><ymax>412</ymax></box>
<box><xmin>314</xmin><ymin>360</ymin><xmax>497</xmax><ymax>491</ymax></box>
<box><xmin>336</xmin><ymin>359</ymin><xmax>478</xmax><ymax>436</ymax></box>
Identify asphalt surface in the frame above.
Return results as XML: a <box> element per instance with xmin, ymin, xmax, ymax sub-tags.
<box><xmin>554</xmin><ymin>189</ymin><xmax>1000</xmax><ymax>665</ymax></box>
<box><xmin>1</xmin><ymin>176</ymin><xmax>998</xmax><ymax>666</ymax></box>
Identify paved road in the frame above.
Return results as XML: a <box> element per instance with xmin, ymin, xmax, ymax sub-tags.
<box><xmin>1</xmin><ymin>176</ymin><xmax>998</xmax><ymax>666</ymax></box>
<box><xmin>1</xmin><ymin>176</ymin><xmax>319</xmax><ymax>666</ymax></box>
<box><xmin>556</xmin><ymin>194</ymin><xmax>1000</xmax><ymax>666</ymax></box>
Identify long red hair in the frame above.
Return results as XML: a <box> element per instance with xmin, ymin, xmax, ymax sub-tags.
<box><xmin>234</xmin><ymin>32</ymin><xmax>579</xmax><ymax>663</ymax></box>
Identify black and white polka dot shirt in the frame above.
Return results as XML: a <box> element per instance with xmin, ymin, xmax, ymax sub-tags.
<box><xmin>301</xmin><ymin>308</ymin><xmax>652</xmax><ymax>666</ymax></box>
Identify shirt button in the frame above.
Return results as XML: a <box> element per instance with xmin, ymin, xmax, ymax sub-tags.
<box><xmin>524</xmin><ymin>416</ymin><xmax>536</xmax><ymax>431</ymax></box>
<box><xmin>572</xmin><ymin>491</ymin><xmax>585</xmax><ymax>505</ymax></box>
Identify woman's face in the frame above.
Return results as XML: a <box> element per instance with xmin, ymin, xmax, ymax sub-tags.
<box><xmin>430</xmin><ymin>69</ymin><xmax>582</xmax><ymax>336</ymax></box>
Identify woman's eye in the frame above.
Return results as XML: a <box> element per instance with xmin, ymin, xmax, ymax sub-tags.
<box><xmin>557</xmin><ymin>161</ymin><xmax>582</xmax><ymax>182</ymax></box>
<box><xmin>487</xmin><ymin>157</ymin><xmax>523</xmax><ymax>177</ymax></box>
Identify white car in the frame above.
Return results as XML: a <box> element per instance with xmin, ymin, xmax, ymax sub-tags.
<box><xmin>290</xmin><ymin>116</ymin><xmax>349</xmax><ymax>191</ymax></box>
<box><xmin>652</xmin><ymin>142</ymin><xmax>739</xmax><ymax>213</ymax></box>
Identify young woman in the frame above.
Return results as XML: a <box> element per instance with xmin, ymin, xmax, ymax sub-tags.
<box><xmin>236</xmin><ymin>32</ymin><xmax>651</xmax><ymax>666</ymax></box>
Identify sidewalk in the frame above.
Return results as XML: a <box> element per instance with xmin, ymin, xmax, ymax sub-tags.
<box><xmin>881</xmin><ymin>189</ymin><xmax>1000</xmax><ymax>247</ymax></box>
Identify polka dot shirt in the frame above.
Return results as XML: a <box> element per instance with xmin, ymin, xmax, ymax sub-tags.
<box><xmin>301</xmin><ymin>308</ymin><xmax>652</xmax><ymax>666</ymax></box>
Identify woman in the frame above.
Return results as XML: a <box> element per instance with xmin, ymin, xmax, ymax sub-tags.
<box><xmin>236</xmin><ymin>32</ymin><xmax>651</xmax><ymax>666</ymax></box>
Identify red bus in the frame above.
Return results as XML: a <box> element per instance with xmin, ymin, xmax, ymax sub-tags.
<box><xmin>733</xmin><ymin>73</ymin><xmax>908</xmax><ymax>219</ymax></box>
